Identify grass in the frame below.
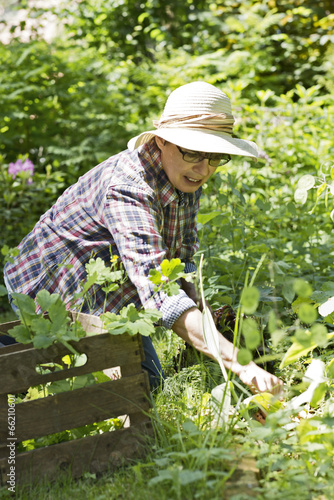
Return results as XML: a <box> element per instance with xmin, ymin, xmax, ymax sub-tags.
<box><xmin>0</xmin><ymin>311</ymin><xmax>334</xmax><ymax>500</ymax></box>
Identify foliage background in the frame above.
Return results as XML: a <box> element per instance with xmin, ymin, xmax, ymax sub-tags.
<box><xmin>1</xmin><ymin>0</ymin><xmax>333</xmax><ymax>311</ymax></box>
<box><xmin>0</xmin><ymin>1</ymin><xmax>334</xmax><ymax>497</ymax></box>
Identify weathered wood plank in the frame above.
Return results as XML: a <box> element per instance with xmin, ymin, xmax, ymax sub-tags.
<box><xmin>0</xmin><ymin>319</ymin><xmax>21</xmax><ymax>336</ymax></box>
<box><xmin>0</xmin><ymin>373</ymin><xmax>151</xmax><ymax>442</ymax></box>
<box><xmin>0</xmin><ymin>421</ymin><xmax>153</xmax><ymax>486</ymax></box>
<box><xmin>0</xmin><ymin>333</ymin><xmax>143</xmax><ymax>395</ymax></box>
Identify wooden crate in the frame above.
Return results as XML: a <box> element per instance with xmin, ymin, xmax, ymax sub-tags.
<box><xmin>0</xmin><ymin>313</ymin><xmax>153</xmax><ymax>486</ymax></box>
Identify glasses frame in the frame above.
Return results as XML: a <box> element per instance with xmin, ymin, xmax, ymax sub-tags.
<box><xmin>176</xmin><ymin>146</ymin><xmax>231</xmax><ymax>167</ymax></box>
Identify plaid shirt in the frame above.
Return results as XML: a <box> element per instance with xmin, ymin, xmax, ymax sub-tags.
<box><xmin>4</xmin><ymin>139</ymin><xmax>201</xmax><ymax>328</ymax></box>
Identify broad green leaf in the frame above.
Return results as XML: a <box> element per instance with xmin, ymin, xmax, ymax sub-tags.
<box><xmin>148</xmin><ymin>268</ymin><xmax>162</xmax><ymax>285</ymax></box>
<box><xmin>0</xmin><ymin>284</ymin><xmax>8</xmax><ymax>297</ymax></box>
<box><xmin>48</xmin><ymin>299</ymin><xmax>69</xmax><ymax>333</ymax></box>
<box><xmin>327</xmin><ymin>358</ymin><xmax>334</xmax><ymax>378</ymax></box>
<box><xmin>246</xmin><ymin>243</ymin><xmax>269</xmax><ymax>254</ymax></box>
<box><xmin>240</xmin><ymin>286</ymin><xmax>260</xmax><ymax>314</ymax></box>
<box><xmin>294</xmin><ymin>188</ymin><xmax>307</xmax><ymax>204</ymax></box>
<box><xmin>237</xmin><ymin>348</ymin><xmax>253</xmax><ymax>366</ymax></box>
<box><xmin>197</xmin><ymin>211</ymin><xmax>221</xmax><ymax>225</ymax></box>
<box><xmin>243</xmin><ymin>392</ymin><xmax>283</xmax><ymax>415</ymax></box>
<box><xmin>12</xmin><ymin>292</ymin><xmax>36</xmax><ymax>319</ymax></box>
<box><xmin>160</xmin><ymin>258</ymin><xmax>184</xmax><ymax>280</ymax></box>
<box><xmin>8</xmin><ymin>324</ymin><xmax>32</xmax><ymax>343</ymax></box>
<box><xmin>310</xmin><ymin>324</ymin><xmax>328</xmax><ymax>347</ymax></box>
<box><xmin>31</xmin><ymin>317</ymin><xmax>52</xmax><ymax>336</ymax></box>
<box><xmin>102</xmin><ymin>283</ymin><xmax>119</xmax><ymax>294</ymax></box>
<box><xmin>242</xmin><ymin>318</ymin><xmax>260</xmax><ymax>350</ymax></box>
<box><xmin>291</xmin><ymin>296</ymin><xmax>313</xmax><ymax>314</ymax></box>
<box><xmin>48</xmin><ymin>380</ymin><xmax>72</xmax><ymax>394</ymax></box>
<box><xmin>297</xmin><ymin>303</ymin><xmax>317</xmax><ymax>324</ymax></box>
<box><xmin>33</xmin><ymin>335</ymin><xmax>54</xmax><ymax>349</ymax></box>
<box><xmin>293</xmin><ymin>278</ymin><xmax>312</xmax><ymax>298</ymax></box>
<box><xmin>280</xmin><ymin>338</ymin><xmax>317</xmax><ymax>368</ymax></box>
<box><xmin>85</xmin><ymin>257</ymin><xmax>123</xmax><ymax>286</ymax></box>
<box><xmin>310</xmin><ymin>382</ymin><xmax>327</xmax><ymax>408</ymax></box>
<box><xmin>295</xmin><ymin>328</ymin><xmax>314</xmax><ymax>347</ymax></box>
<box><xmin>271</xmin><ymin>329</ymin><xmax>286</xmax><ymax>348</ymax></box>
<box><xmin>72</xmin><ymin>374</ymin><xmax>95</xmax><ymax>390</ymax></box>
<box><xmin>162</xmin><ymin>282</ymin><xmax>180</xmax><ymax>296</ymax></box>
<box><xmin>297</xmin><ymin>174</ymin><xmax>315</xmax><ymax>190</ymax></box>
<box><xmin>127</xmin><ymin>318</ymin><xmax>155</xmax><ymax>336</ymax></box>
<box><xmin>282</xmin><ymin>282</ymin><xmax>295</xmax><ymax>303</ymax></box>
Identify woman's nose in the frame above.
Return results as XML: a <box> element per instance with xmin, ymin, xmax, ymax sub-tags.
<box><xmin>193</xmin><ymin>159</ymin><xmax>210</xmax><ymax>176</ymax></box>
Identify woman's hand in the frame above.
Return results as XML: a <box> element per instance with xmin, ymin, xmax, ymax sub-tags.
<box><xmin>238</xmin><ymin>361</ymin><xmax>283</xmax><ymax>396</ymax></box>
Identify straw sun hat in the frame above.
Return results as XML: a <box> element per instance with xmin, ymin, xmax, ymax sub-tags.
<box><xmin>127</xmin><ymin>81</ymin><xmax>258</xmax><ymax>159</ymax></box>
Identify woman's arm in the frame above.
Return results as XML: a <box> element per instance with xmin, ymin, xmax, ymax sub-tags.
<box><xmin>172</xmin><ymin>306</ymin><xmax>283</xmax><ymax>395</ymax></box>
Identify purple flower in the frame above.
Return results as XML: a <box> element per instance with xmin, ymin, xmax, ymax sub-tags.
<box><xmin>8</xmin><ymin>158</ymin><xmax>34</xmax><ymax>182</ymax></box>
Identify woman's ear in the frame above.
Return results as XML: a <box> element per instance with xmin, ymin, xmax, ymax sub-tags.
<box><xmin>155</xmin><ymin>136</ymin><xmax>166</xmax><ymax>150</ymax></box>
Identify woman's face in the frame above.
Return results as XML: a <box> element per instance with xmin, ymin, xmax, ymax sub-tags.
<box><xmin>155</xmin><ymin>137</ymin><xmax>217</xmax><ymax>193</ymax></box>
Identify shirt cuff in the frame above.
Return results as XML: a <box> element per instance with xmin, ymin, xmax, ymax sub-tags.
<box><xmin>160</xmin><ymin>289</ymin><xmax>197</xmax><ymax>329</ymax></box>
<box><xmin>184</xmin><ymin>262</ymin><xmax>197</xmax><ymax>274</ymax></box>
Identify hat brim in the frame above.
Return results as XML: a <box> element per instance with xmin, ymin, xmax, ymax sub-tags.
<box><xmin>127</xmin><ymin>128</ymin><xmax>258</xmax><ymax>159</ymax></box>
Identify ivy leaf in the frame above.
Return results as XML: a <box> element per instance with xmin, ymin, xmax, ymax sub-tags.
<box><xmin>31</xmin><ymin>316</ymin><xmax>52</xmax><ymax>337</ymax></box>
<box><xmin>102</xmin><ymin>305</ymin><xmax>161</xmax><ymax>337</ymax></box>
<box><xmin>162</xmin><ymin>282</ymin><xmax>180</xmax><ymax>297</ymax></box>
<box><xmin>160</xmin><ymin>258</ymin><xmax>185</xmax><ymax>280</ymax></box>
<box><xmin>12</xmin><ymin>292</ymin><xmax>36</xmax><ymax>323</ymax></box>
<box><xmin>48</xmin><ymin>298</ymin><xmax>69</xmax><ymax>333</ymax></box>
<box><xmin>149</xmin><ymin>268</ymin><xmax>163</xmax><ymax>285</ymax></box>
<box><xmin>8</xmin><ymin>324</ymin><xmax>32</xmax><ymax>343</ymax></box>
<box><xmin>36</xmin><ymin>289</ymin><xmax>61</xmax><ymax>312</ymax></box>
<box><xmin>127</xmin><ymin>319</ymin><xmax>155</xmax><ymax>336</ymax></box>
<box><xmin>33</xmin><ymin>334</ymin><xmax>54</xmax><ymax>349</ymax></box>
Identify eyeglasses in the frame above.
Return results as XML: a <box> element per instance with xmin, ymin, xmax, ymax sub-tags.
<box><xmin>176</xmin><ymin>146</ymin><xmax>231</xmax><ymax>167</ymax></box>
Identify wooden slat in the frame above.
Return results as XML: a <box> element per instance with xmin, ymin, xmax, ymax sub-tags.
<box><xmin>0</xmin><ymin>421</ymin><xmax>153</xmax><ymax>486</ymax></box>
<box><xmin>0</xmin><ymin>333</ymin><xmax>143</xmax><ymax>395</ymax></box>
<box><xmin>0</xmin><ymin>319</ymin><xmax>21</xmax><ymax>336</ymax></box>
<box><xmin>0</xmin><ymin>373</ymin><xmax>151</xmax><ymax>442</ymax></box>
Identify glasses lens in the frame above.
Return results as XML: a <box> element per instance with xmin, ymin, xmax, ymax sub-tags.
<box><xmin>183</xmin><ymin>152</ymin><xmax>203</xmax><ymax>163</ymax></box>
<box><xmin>208</xmin><ymin>155</ymin><xmax>231</xmax><ymax>167</ymax></box>
<box><xmin>178</xmin><ymin>147</ymin><xmax>231</xmax><ymax>166</ymax></box>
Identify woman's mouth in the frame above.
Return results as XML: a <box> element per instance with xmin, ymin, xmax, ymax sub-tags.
<box><xmin>185</xmin><ymin>177</ymin><xmax>201</xmax><ymax>183</ymax></box>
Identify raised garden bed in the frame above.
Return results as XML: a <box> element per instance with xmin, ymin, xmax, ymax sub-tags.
<box><xmin>0</xmin><ymin>313</ymin><xmax>153</xmax><ymax>487</ymax></box>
